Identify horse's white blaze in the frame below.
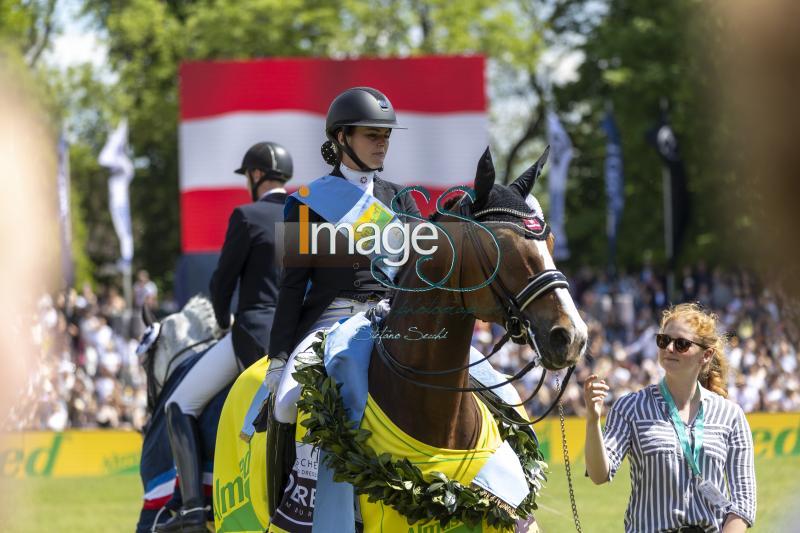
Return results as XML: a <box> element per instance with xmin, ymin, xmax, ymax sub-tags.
<box><xmin>533</xmin><ymin>239</ymin><xmax>588</xmax><ymax>348</ymax></box>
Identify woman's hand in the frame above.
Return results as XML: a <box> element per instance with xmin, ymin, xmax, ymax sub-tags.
<box><xmin>721</xmin><ymin>514</ymin><xmax>748</xmax><ymax>533</ymax></box>
<box><xmin>584</xmin><ymin>374</ymin><xmax>609</xmax><ymax>423</ymax></box>
<box><xmin>583</xmin><ymin>374</ymin><xmax>612</xmax><ymax>484</ymax></box>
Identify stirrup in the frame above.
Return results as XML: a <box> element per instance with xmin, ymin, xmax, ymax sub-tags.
<box><xmin>153</xmin><ymin>505</ymin><xmax>208</xmax><ymax>533</ymax></box>
<box><xmin>265</xmin><ymin>395</ymin><xmax>296</xmax><ymax>517</ymax></box>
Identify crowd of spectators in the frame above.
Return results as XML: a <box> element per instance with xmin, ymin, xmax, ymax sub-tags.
<box><xmin>3</xmin><ymin>271</ymin><xmax>159</xmax><ymax>431</ymax></box>
<box><xmin>473</xmin><ymin>262</ymin><xmax>800</xmax><ymax>418</ymax></box>
<box><xmin>7</xmin><ymin>263</ymin><xmax>798</xmax><ymax>431</ymax></box>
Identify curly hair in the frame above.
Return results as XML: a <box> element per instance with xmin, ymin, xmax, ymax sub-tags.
<box><xmin>660</xmin><ymin>303</ymin><xmax>730</xmax><ymax>398</ymax></box>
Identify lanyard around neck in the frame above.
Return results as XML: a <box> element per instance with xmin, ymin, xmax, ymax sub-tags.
<box><xmin>659</xmin><ymin>379</ymin><xmax>705</xmax><ymax>477</ymax></box>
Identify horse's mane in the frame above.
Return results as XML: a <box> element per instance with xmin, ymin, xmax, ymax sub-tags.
<box><xmin>157</xmin><ymin>296</ymin><xmax>221</xmax><ymax>360</ymax></box>
<box><xmin>147</xmin><ymin>295</ymin><xmax>223</xmax><ymax>408</ymax></box>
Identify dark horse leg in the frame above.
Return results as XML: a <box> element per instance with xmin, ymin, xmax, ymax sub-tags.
<box><xmin>156</xmin><ymin>403</ymin><xmax>209</xmax><ymax>533</ymax></box>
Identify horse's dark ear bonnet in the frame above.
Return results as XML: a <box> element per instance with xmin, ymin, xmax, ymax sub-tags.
<box><xmin>473</xmin><ymin>147</ymin><xmax>496</xmax><ymax>211</ymax></box>
<box><xmin>468</xmin><ymin>147</ymin><xmax>551</xmax><ymax>240</ymax></box>
<box><xmin>509</xmin><ymin>146</ymin><xmax>549</xmax><ymax>198</ymax></box>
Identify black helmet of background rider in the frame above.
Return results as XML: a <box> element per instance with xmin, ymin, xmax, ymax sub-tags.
<box><xmin>234</xmin><ymin>141</ymin><xmax>293</xmax><ymax>201</ymax></box>
<box><xmin>320</xmin><ymin>87</ymin><xmax>406</xmax><ymax>172</ymax></box>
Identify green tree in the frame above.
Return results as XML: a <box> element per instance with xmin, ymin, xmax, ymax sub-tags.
<box><xmin>13</xmin><ymin>0</ymin><xmax>742</xmax><ymax>293</ymax></box>
<box><xmin>0</xmin><ymin>0</ymin><xmax>57</xmax><ymax>67</ymax></box>
<box><xmin>554</xmin><ymin>0</ymin><xmax>738</xmax><ymax>271</ymax></box>
<box><xmin>1</xmin><ymin>0</ymin><xmax>100</xmax><ymax>288</ymax></box>
<box><xmin>29</xmin><ymin>59</ymin><xmax>136</xmax><ymax>290</ymax></box>
<box><xmin>77</xmin><ymin>0</ymin><xmax>563</xmax><ymax>294</ymax></box>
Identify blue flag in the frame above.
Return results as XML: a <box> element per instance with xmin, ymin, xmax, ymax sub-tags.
<box><xmin>545</xmin><ymin>110</ymin><xmax>573</xmax><ymax>260</ymax></box>
<box><xmin>601</xmin><ymin>111</ymin><xmax>624</xmax><ymax>268</ymax></box>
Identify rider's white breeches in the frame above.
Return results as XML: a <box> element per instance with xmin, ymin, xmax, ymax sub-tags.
<box><xmin>166</xmin><ymin>331</ymin><xmax>238</xmax><ymax>417</ymax></box>
<box><xmin>273</xmin><ymin>298</ymin><xmax>374</xmax><ymax>424</ymax></box>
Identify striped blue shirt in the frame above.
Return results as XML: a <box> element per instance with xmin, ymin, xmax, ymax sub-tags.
<box><xmin>604</xmin><ymin>384</ymin><xmax>756</xmax><ymax>532</ymax></box>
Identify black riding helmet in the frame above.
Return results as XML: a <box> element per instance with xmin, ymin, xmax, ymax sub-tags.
<box><xmin>235</xmin><ymin>141</ymin><xmax>293</xmax><ymax>200</ymax></box>
<box><xmin>235</xmin><ymin>141</ymin><xmax>293</xmax><ymax>179</ymax></box>
<box><xmin>322</xmin><ymin>87</ymin><xmax>406</xmax><ymax>172</ymax></box>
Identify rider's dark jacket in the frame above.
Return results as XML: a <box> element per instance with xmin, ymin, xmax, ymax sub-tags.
<box><xmin>268</xmin><ymin>169</ymin><xmax>421</xmax><ymax>361</ymax></box>
<box><xmin>210</xmin><ymin>191</ymin><xmax>286</xmax><ymax>366</ymax></box>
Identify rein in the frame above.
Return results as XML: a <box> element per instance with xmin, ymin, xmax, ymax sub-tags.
<box><xmin>374</xmin><ymin>197</ymin><xmax>576</xmax><ymax>424</ymax></box>
<box><xmin>143</xmin><ymin>336</ymin><xmax>216</xmax><ymax>411</ymax></box>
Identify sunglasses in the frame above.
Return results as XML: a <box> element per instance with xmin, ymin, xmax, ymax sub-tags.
<box><xmin>655</xmin><ymin>333</ymin><xmax>709</xmax><ymax>353</ymax></box>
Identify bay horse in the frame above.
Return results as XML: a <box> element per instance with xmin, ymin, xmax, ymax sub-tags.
<box><xmin>215</xmin><ymin>147</ymin><xmax>587</xmax><ymax>532</ymax></box>
<box><xmin>369</xmin><ymin>147</ymin><xmax>587</xmax><ymax>451</ymax></box>
<box><xmin>135</xmin><ymin>296</ymin><xmax>227</xmax><ymax>533</ymax></box>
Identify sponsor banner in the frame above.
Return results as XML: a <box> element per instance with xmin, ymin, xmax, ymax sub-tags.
<box><xmin>2</xmin><ymin>413</ymin><xmax>797</xmax><ymax>479</ymax></box>
<box><xmin>178</xmin><ymin>56</ymin><xmax>488</xmax><ymax>253</ymax></box>
<box><xmin>0</xmin><ymin>431</ymin><xmax>142</xmax><ymax>479</ymax></box>
<box><xmin>534</xmin><ymin>412</ymin><xmax>800</xmax><ymax>465</ymax></box>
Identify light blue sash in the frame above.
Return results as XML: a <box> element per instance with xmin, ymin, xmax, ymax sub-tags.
<box><xmin>311</xmin><ymin>313</ymin><xmax>530</xmax><ymax>531</ymax></box>
<box><xmin>287</xmin><ymin>175</ymin><xmax>403</xmax><ymax>282</ymax></box>
<box><xmin>238</xmin><ymin>380</ymin><xmax>270</xmax><ymax>443</ymax></box>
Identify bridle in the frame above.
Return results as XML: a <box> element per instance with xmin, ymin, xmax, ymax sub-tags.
<box><xmin>142</xmin><ymin>334</ymin><xmax>216</xmax><ymax>412</ymax></box>
<box><xmin>373</xmin><ymin>195</ymin><xmax>577</xmax><ymax>424</ymax></box>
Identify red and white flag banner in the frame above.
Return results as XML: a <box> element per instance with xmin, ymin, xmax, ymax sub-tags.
<box><xmin>179</xmin><ymin>56</ymin><xmax>487</xmax><ymax>253</ymax></box>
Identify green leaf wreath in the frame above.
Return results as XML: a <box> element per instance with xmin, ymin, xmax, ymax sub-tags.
<box><xmin>293</xmin><ymin>332</ymin><xmax>548</xmax><ymax>530</ymax></box>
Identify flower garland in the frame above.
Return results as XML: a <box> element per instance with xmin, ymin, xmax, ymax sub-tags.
<box><xmin>293</xmin><ymin>333</ymin><xmax>547</xmax><ymax>530</ymax></box>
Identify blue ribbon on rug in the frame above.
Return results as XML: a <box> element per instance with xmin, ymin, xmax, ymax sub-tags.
<box><xmin>311</xmin><ymin>313</ymin><xmax>530</xmax><ymax>532</ymax></box>
<box><xmin>311</xmin><ymin>313</ymin><xmax>374</xmax><ymax>533</ymax></box>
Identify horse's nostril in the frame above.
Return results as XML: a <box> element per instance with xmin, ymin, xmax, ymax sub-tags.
<box><xmin>549</xmin><ymin>326</ymin><xmax>571</xmax><ymax>349</ymax></box>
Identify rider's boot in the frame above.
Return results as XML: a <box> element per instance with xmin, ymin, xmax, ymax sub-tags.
<box><xmin>156</xmin><ymin>403</ymin><xmax>208</xmax><ymax>533</ymax></box>
<box><xmin>265</xmin><ymin>396</ymin><xmax>296</xmax><ymax>516</ymax></box>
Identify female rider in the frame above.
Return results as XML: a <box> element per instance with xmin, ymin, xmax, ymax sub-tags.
<box><xmin>266</xmin><ymin>86</ymin><xmax>422</xmax><ymax>425</ymax></box>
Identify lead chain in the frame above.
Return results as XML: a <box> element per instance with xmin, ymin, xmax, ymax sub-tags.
<box><xmin>555</xmin><ymin>374</ymin><xmax>582</xmax><ymax>533</ymax></box>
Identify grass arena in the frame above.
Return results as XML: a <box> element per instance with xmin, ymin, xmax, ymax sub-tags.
<box><xmin>2</xmin><ymin>412</ymin><xmax>797</xmax><ymax>531</ymax></box>
<box><xmin>4</xmin><ymin>2</ymin><xmax>797</xmax><ymax>530</ymax></box>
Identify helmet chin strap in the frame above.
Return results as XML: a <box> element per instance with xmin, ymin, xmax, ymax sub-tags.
<box><xmin>334</xmin><ymin>135</ymin><xmax>383</xmax><ymax>173</ymax></box>
<box><xmin>249</xmin><ymin>173</ymin><xmax>276</xmax><ymax>201</ymax></box>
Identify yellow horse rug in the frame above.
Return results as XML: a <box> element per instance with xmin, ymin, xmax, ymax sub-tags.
<box><xmin>213</xmin><ymin>317</ymin><xmax>545</xmax><ymax>532</ymax></box>
<box><xmin>213</xmin><ymin>356</ymin><xmax>271</xmax><ymax>532</ymax></box>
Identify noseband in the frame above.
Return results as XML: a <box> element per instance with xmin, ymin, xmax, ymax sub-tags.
<box><xmin>373</xmin><ymin>197</ymin><xmax>577</xmax><ymax>424</ymax></box>
<box><xmin>462</xmin><ymin>202</ymin><xmax>570</xmax><ymax>360</ymax></box>
<box><xmin>494</xmin><ymin>267</ymin><xmax>571</xmax><ymax>352</ymax></box>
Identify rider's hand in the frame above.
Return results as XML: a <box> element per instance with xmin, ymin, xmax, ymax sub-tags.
<box><xmin>264</xmin><ymin>358</ymin><xmax>286</xmax><ymax>395</ymax></box>
<box><xmin>366</xmin><ymin>299</ymin><xmax>391</xmax><ymax>322</ymax></box>
<box><xmin>583</xmin><ymin>374</ymin><xmax>609</xmax><ymax>423</ymax></box>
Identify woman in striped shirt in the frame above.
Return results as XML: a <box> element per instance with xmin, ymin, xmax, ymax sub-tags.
<box><xmin>584</xmin><ymin>303</ymin><xmax>756</xmax><ymax>532</ymax></box>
